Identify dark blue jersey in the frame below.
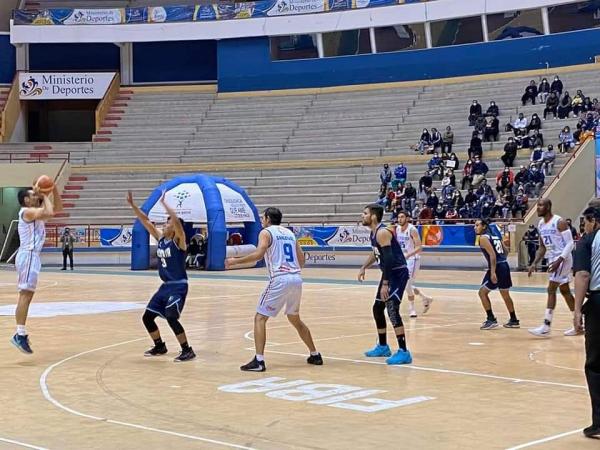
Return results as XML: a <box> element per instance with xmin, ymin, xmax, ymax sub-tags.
<box><xmin>370</xmin><ymin>224</ymin><xmax>407</xmax><ymax>272</ymax></box>
<box><xmin>480</xmin><ymin>229</ymin><xmax>507</xmax><ymax>268</ymax></box>
<box><xmin>157</xmin><ymin>237</ymin><xmax>187</xmax><ymax>283</ymax></box>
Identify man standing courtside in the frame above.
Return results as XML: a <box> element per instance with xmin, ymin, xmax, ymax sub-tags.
<box><xmin>573</xmin><ymin>206</ymin><xmax>600</xmax><ymax>438</ymax></box>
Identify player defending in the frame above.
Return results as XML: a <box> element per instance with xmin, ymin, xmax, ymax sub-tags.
<box><xmin>475</xmin><ymin>219</ymin><xmax>520</xmax><ymax>330</ymax></box>
<box><xmin>358</xmin><ymin>204</ymin><xmax>412</xmax><ymax>365</ymax></box>
<box><xmin>528</xmin><ymin>199</ymin><xmax>578</xmax><ymax>337</ymax></box>
<box><xmin>396</xmin><ymin>211</ymin><xmax>433</xmax><ymax>318</ymax></box>
<box><xmin>127</xmin><ymin>191</ymin><xmax>196</xmax><ymax>362</ymax></box>
<box><xmin>226</xmin><ymin>207</ymin><xmax>322</xmax><ymax>372</ymax></box>
<box><xmin>12</xmin><ymin>182</ymin><xmax>62</xmax><ymax>353</ymax></box>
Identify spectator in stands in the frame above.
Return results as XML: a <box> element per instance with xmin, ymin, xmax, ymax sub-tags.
<box><xmin>514</xmin><ymin>165</ymin><xmax>532</xmax><ymax>193</ymax></box>
<box><xmin>464</xmin><ymin>187</ymin><xmax>477</xmax><ymax>205</ymax></box>
<box><xmin>527</xmin><ymin>113</ymin><xmax>542</xmax><ymax>132</ymax></box>
<box><xmin>544</xmin><ymin>92</ymin><xmax>559</xmax><ymax>119</ymax></box>
<box><xmin>476</xmin><ymin>178</ymin><xmax>494</xmax><ymax>199</ymax></box>
<box><xmin>446</xmin><ymin>152</ymin><xmax>460</xmax><ymax>171</ymax></box>
<box><xmin>512</xmin><ymin>187</ymin><xmax>529</xmax><ymax>219</ymax></box>
<box><xmin>558</xmin><ymin>126</ymin><xmax>575</xmax><ymax>153</ymax></box>
<box><xmin>394</xmin><ymin>184</ymin><xmax>405</xmax><ymax>208</ymax></box>
<box><xmin>511</xmin><ymin>113</ymin><xmax>528</xmax><ymax>136</ymax></box>
<box><xmin>379</xmin><ymin>163</ymin><xmax>392</xmax><ymax>189</ymax></box>
<box><xmin>522</xmin><ymin>224</ymin><xmax>539</xmax><ymax>265</ymax></box>
<box><xmin>471</xmin><ymin>156</ymin><xmax>489</xmax><ymax>188</ymax></box>
<box><xmin>411</xmin><ymin>200</ymin><xmax>423</xmax><ymax>220</ymax></box>
<box><xmin>441</xmin><ymin>170</ymin><xmax>455</xmax><ymax>198</ymax></box>
<box><xmin>551</xmin><ymin>75</ymin><xmax>563</xmax><ymax>95</ymax></box>
<box><xmin>541</xmin><ymin>144</ymin><xmax>556</xmax><ymax>176</ymax></box>
<box><xmin>501</xmin><ymin>137</ymin><xmax>518</xmax><ymax>167</ymax></box>
<box><xmin>469</xmin><ymin>100</ymin><xmax>483</xmax><ymax>126</ymax></box>
<box><xmin>418</xmin><ymin>170</ymin><xmax>433</xmax><ymax>198</ymax></box>
<box><xmin>419</xmin><ymin>204</ymin><xmax>434</xmax><ymax>224</ymax></box>
<box><xmin>486</xmin><ymin>101</ymin><xmax>499</xmax><ymax>117</ymax></box>
<box><xmin>442</xmin><ymin>126</ymin><xmax>454</xmax><ymax>154</ymax></box>
<box><xmin>522</xmin><ymin>80</ymin><xmax>538</xmax><ymax>105</ymax></box>
<box><xmin>428</xmin><ymin>153</ymin><xmax>444</xmax><ymax>180</ymax></box>
<box><xmin>392</xmin><ymin>162</ymin><xmax>407</xmax><ymax>189</ymax></box>
<box><xmin>434</xmin><ymin>205</ymin><xmax>446</xmax><ymax>223</ymax></box>
<box><xmin>583</xmin><ymin>97</ymin><xmax>594</xmax><ymax>113</ymax></box>
<box><xmin>376</xmin><ymin>186</ymin><xmax>387</xmax><ymax>206</ymax></box>
<box><xmin>418</xmin><ymin>128</ymin><xmax>432</xmax><ymax>154</ymax></box>
<box><xmin>566</xmin><ymin>218</ymin><xmax>579</xmax><ymax>241</ymax></box>
<box><xmin>530</xmin><ymin>145</ymin><xmax>544</xmax><ymax>169</ymax></box>
<box><xmin>483</xmin><ymin>115</ymin><xmax>499</xmax><ymax>142</ymax></box>
<box><xmin>557</xmin><ymin>91</ymin><xmax>572</xmax><ymax>119</ymax></box>
<box><xmin>538</xmin><ymin>78</ymin><xmax>551</xmax><ymax>103</ymax></box>
<box><xmin>445</xmin><ymin>207</ymin><xmax>459</xmax><ymax>222</ymax></box>
<box><xmin>461</xmin><ymin>159</ymin><xmax>474</xmax><ymax>189</ymax></box>
<box><xmin>496</xmin><ymin>167</ymin><xmax>514</xmax><ymax>193</ymax></box>
<box><xmin>451</xmin><ymin>189</ymin><xmax>465</xmax><ymax>210</ymax></box>
<box><xmin>468</xmin><ymin>131</ymin><xmax>483</xmax><ymax>160</ymax></box>
<box><xmin>426</xmin><ymin>189</ymin><xmax>439</xmax><ymax>211</ymax></box>
<box><xmin>402</xmin><ymin>182</ymin><xmax>417</xmax><ymax>212</ymax></box>
<box><xmin>527</xmin><ymin>129</ymin><xmax>544</xmax><ymax>150</ymax></box>
<box><xmin>530</xmin><ymin>165</ymin><xmax>545</xmax><ymax>196</ymax></box>
<box><xmin>593</xmin><ymin>98</ymin><xmax>600</xmax><ymax>113</ymax></box>
<box><xmin>572</xmin><ymin>89</ymin><xmax>585</xmax><ymax>116</ymax></box>
<box><xmin>491</xmin><ymin>194</ymin><xmax>506</xmax><ymax>219</ymax></box>
<box><xmin>573</xmin><ymin>122</ymin><xmax>585</xmax><ymax>143</ymax></box>
<box><xmin>430</xmin><ymin>127</ymin><xmax>442</xmax><ymax>151</ymax></box>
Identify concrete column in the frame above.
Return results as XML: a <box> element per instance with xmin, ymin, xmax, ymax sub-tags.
<box><xmin>14</xmin><ymin>43</ymin><xmax>28</xmax><ymax>71</ymax></box>
<box><xmin>424</xmin><ymin>22</ymin><xmax>432</xmax><ymax>48</ymax></box>
<box><xmin>369</xmin><ymin>27</ymin><xmax>377</xmax><ymax>54</ymax></box>
<box><xmin>481</xmin><ymin>14</ymin><xmax>489</xmax><ymax>42</ymax></box>
<box><xmin>115</xmin><ymin>42</ymin><xmax>132</xmax><ymax>85</ymax></box>
<box><xmin>316</xmin><ymin>33</ymin><xmax>324</xmax><ymax>58</ymax></box>
<box><xmin>541</xmin><ymin>7</ymin><xmax>550</xmax><ymax>35</ymax></box>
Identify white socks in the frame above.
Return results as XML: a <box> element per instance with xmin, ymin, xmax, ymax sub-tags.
<box><xmin>544</xmin><ymin>308</ymin><xmax>554</xmax><ymax>327</ymax></box>
<box><xmin>16</xmin><ymin>325</ymin><xmax>27</xmax><ymax>336</ymax></box>
<box><xmin>256</xmin><ymin>354</ymin><xmax>264</xmax><ymax>362</ymax></box>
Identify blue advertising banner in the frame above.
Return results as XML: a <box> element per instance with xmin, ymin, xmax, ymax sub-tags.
<box><xmin>100</xmin><ymin>227</ymin><xmax>133</xmax><ymax>247</ymax></box>
<box><xmin>148</xmin><ymin>6</ymin><xmax>196</xmax><ymax>22</ymax></box>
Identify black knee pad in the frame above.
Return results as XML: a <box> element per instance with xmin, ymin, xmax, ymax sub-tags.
<box><xmin>386</xmin><ymin>298</ymin><xmax>404</xmax><ymax>328</ymax></box>
<box><xmin>142</xmin><ymin>310</ymin><xmax>159</xmax><ymax>333</ymax></box>
<box><xmin>372</xmin><ymin>301</ymin><xmax>387</xmax><ymax>329</ymax></box>
<box><xmin>165</xmin><ymin>308</ymin><xmax>184</xmax><ymax>335</ymax></box>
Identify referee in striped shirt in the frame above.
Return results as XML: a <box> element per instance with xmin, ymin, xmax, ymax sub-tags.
<box><xmin>574</xmin><ymin>205</ymin><xmax>600</xmax><ymax>438</ymax></box>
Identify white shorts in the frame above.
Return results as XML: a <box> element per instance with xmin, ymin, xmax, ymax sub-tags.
<box><xmin>257</xmin><ymin>274</ymin><xmax>302</xmax><ymax>317</ymax></box>
<box><xmin>407</xmin><ymin>258</ymin><xmax>420</xmax><ymax>279</ymax></box>
<box><xmin>548</xmin><ymin>255</ymin><xmax>572</xmax><ymax>285</ymax></box>
<box><xmin>15</xmin><ymin>250</ymin><xmax>41</xmax><ymax>292</ymax></box>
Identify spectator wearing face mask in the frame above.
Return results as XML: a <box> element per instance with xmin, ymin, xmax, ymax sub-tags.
<box><xmin>442</xmin><ymin>126</ymin><xmax>454</xmax><ymax>154</ymax></box>
<box><xmin>527</xmin><ymin>113</ymin><xmax>542</xmax><ymax>132</ymax></box>
<box><xmin>515</xmin><ymin>165</ymin><xmax>532</xmax><ymax>193</ymax></box>
<box><xmin>426</xmin><ymin>189</ymin><xmax>439</xmax><ymax>211</ymax></box>
<box><xmin>495</xmin><ymin>167</ymin><xmax>514</xmax><ymax>193</ymax></box>
<box><xmin>428</xmin><ymin>153</ymin><xmax>444</xmax><ymax>180</ymax></box>
<box><xmin>512</xmin><ymin>187</ymin><xmax>529</xmax><ymax>218</ymax></box>
<box><xmin>430</xmin><ymin>127</ymin><xmax>442</xmax><ymax>151</ymax></box>
<box><xmin>550</xmin><ymin>75</ymin><xmax>563</xmax><ymax>95</ymax></box>
<box><xmin>572</xmin><ymin>90</ymin><xmax>585</xmax><ymax>116</ymax></box>
<box><xmin>417</xmin><ymin>128</ymin><xmax>432</xmax><ymax>154</ymax></box>
<box><xmin>558</xmin><ymin>91</ymin><xmax>572</xmax><ymax>119</ymax></box>
<box><xmin>469</xmin><ymin>100</ymin><xmax>482</xmax><ymax>126</ymax></box>
<box><xmin>418</xmin><ymin>170</ymin><xmax>433</xmax><ymax>197</ymax></box>
<box><xmin>445</xmin><ymin>152</ymin><xmax>460</xmax><ymax>171</ymax></box>
<box><xmin>461</xmin><ymin>160</ymin><xmax>473</xmax><ymax>190</ymax></box>
<box><xmin>544</xmin><ymin>92</ymin><xmax>559</xmax><ymax>120</ymax></box>
<box><xmin>486</xmin><ymin>101</ymin><xmax>499</xmax><ymax>117</ymax></box>
<box><xmin>471</xmin><ymin>157</ymin><xmax>489</xmax><ymax>188</ymax></box>
<box><xmin>529</xmin><ymin>165</ymin><xmax>545</xmax><ymax>196</ymax></box>
<box><xmin>541</xmin><ymin>144</ymin><xmax>556</xmax><ymax>176</ymax></box>
<box><xmin>392</xmin><ymin>162</ymin><xmax>407</xmax><ymax>189</ymax></box>
<box><xmin>379</xmin><ymin>163</ymin><xmax>392</xmax><ymax>189</ymax></box>
<box><xmin>402</xmin><ymin>182</ymin><xmax>417</xmax><ymax>212</ymax></box>
<box><xmin>538</xmin><ymin>78</ymin><xmax>550</xmax><ymax>103</ymax></box>
<box><xmin>501</xmin><ymin>137</ymin><xmax>518</xmax><ymax>167</ymax></box>
<box><xmin>582</xmin><ymin>97</ymin><xmax>594</xmax><ymax>113</ymax></box>
<box><xmin>558</xmin><ymin>126</ymin><xmax>575</xmax><ymax>153</ymax></box>
<box><xmin>522</xmin><ymin>80</ymin><xmax>538</xmax><ymax>106</ymax></box>
<box><xmin>530</xmin><ymin>146</ymin><xmax>544</xmax><ymax>170</ymax></box>
<box><xmin>510</xmin><ymin>113</ymin><xmax>528</xmax><ymax>137</ymax></box>
<box><xmin>526</xmin><ymin>129</ymin><xmax>544</xmax><ymax>150</ymax></box>
<box><xmin>468</xmin><ymin>130</ymin><xmax>483</xmax><ymax>160</ymax></box>
<box><xmin>483</xmin><ymin>115</ymin><xmax>499</xmax><ymax>142</ymax></box>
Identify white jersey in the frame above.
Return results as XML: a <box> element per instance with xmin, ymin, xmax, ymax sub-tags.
<box><xmin>538</xmin><ymin>215</ymin><xmax>568</xmax><ymax>262</ymax></box>
<box><xmin>18</xmin><ymin>208</ymin><xmax>46</xmax><ymax>254</ymax></box>
<box><xmin>264</xmin><ymin>225</ymin><xmax>301</xmax><ymax>278</ymax></box>
<box><xmin>396</xmin><ymin>224</ymin><xmax>420</xmax><ymax>260</ymax></box>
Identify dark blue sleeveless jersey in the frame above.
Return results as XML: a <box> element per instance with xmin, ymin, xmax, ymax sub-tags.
<box><xmin>480</xmin><ymin>229</ymin><xmax>507</xmax><ymax>268</ymax></box>
<box><xmin>156</xmin><ymin>237</ymin><xmax>187</xmax><ymax>283</ymax></box>
<box><xmin>370</xmin><ymin>224</ymin><xmax>407</xmax><ymax>271</ymax></box>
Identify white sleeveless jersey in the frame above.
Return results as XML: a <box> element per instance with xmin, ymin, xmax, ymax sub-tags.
<box><xmin>538</xmin><ymin>215</ymin><xmax>567</xmax><ymax>262</ymax></box>
<box><xmin>18</xmin><ymin>208</ymin><xmax>46</xmax><ymax>253</ymax></box>
<box><xmin>396</xmin><ymin>224</ymin><xmax>420</xmax><ymax>260</ymax></box>
<box><xmin>265</xmin><ymin>225</ymin><xmax>301</xmax><ymax>278</ymax></box>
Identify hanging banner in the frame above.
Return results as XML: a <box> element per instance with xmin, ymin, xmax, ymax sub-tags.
<box><xmin>216</xmin><ymin>183</ymin><xmax>255</xmax><ymax>222</ymax></box>
<box><xmin>19</xmin><ymin>72</ymin><xmax>116</xmax><ymax>100</ymax></box>
<box><xmin>148</xmin><ymin>6</ymin><xmax>196</xmax><ymax>23</ymax></box>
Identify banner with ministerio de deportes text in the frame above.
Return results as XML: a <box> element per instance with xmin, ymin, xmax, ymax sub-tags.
<box><xmin>19</xmin><ymin>72</ymin><xmax>117</xmax><ymax>100</ymax></box>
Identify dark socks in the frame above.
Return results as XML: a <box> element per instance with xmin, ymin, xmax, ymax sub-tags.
<box><xmin>509</xmin><ymin>311</ymin><xmax>518</xmax><ymax>321</ymax></box>
<box><xmin>378</xmin><ymin>332</ymin><xmax>387</xmax><ymax>346</ymax></box>
<box><xmin>396</xmin><ymin>334</ymin><xmax>407</xmax><ymax>351</ymax></box>
<box><xmin>486</xmin><ymin>309</ymin><xmax>496</xmax><ymax>321</ymax></box>
<box><xmin>180</xmin><ymin>341</ymin><xmax>190</xmax><ymax>350</ymax></box>
<box><xmin>153</xmin><ymin>337</ymin><xmax>163</xmax><ymax>346</ymax></box>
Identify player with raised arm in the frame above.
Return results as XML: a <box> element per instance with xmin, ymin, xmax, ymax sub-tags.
<box><xmin>226</xmin><ymin>207</ymin><xmax>322</xmax><ymax>372</ymax></box>
<box><xmin>528</xmin><ymin>199</ymin><xmax>578</xmax><ymax>337</ymax></box>
<box><xmin>395</xmin><ymin>211</ymin><xmax>433</xmax><ymax>318</ymax></box>
<box><xmin>127</xmin><ymin>191</ymin><xmax>196</xmax><ymax>362</ymax></box>
<box><xmin>358</xmin><ymin>204</ymin><xmax>412</xmax><ymax>365</ymax></box>
<box><xmin>475</xmin><ymin>219</ymin><xmax>520</xmax><ymax>330</ymax></box>
<box><xmin>11</xmin><ymin>181</ymin><xmax>62</xmax><ymax>354</ymax></box>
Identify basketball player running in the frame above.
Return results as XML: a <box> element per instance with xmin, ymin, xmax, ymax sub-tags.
<box><xmin>12</xmin><ymin>182</ymin><xmax>62</xmax><ymax>353</ymax></box>
<box><xmin>127</xmin><ymin>191</ymin><xmax>196</xmax><ymax>362</ymax></box>
<box><xmin>395</xmin><ymin>211</ymin><xmax>433</xmax><ymax>318</ymax></box>
<box><xmin>528</xmin><ymin>198</ymin><xmax>578</xmax><ymax>337</ymax></box>
<box><xmin>358</xmin><ymin>204</ymin><xmax>412</xmax><ymax>365</ymax></box>
<box><xmin>226</xmin><ymin>207</ymin><xmax>322</xmax><ymax>372</ymax></box>
<box><xmin>474</xmin><ymin>219</ymin><xmax>520</xmax><ymax>330</ymax></box>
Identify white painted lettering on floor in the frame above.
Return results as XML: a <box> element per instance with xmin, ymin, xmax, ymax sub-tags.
<box><xmin>218</xmin><ymin>377</ymin><xmax>435</xmax><ymax>413</ymax></box>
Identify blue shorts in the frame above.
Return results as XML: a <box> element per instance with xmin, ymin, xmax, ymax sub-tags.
<box><xmin>482</xmin><ymin>262</ymin><xmax>512</xmax><ymax>290</ymax></box>
<box><xmin>376</xmin><ymin>267</ymin><xmax>409</xmax><ymax>302</ymax></box>
<box><xmin>147</xmin><ymin>281</ymin><xmax>188</xmax><ymax>319</ymax></box>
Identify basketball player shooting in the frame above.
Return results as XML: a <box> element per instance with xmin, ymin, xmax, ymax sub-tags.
<box><xmin>12</xmin><ymin>179</ymin><xmax>62</xmax><ymax>354</ymax></box>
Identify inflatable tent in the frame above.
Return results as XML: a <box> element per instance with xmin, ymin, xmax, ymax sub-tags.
<box><xmin>131</xmin><ymin>174</ymin><xmax>261</xmax><ymax>271</ymax></box>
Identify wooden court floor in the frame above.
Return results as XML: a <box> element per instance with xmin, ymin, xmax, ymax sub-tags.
<box><xmin>0</xmin><ymin>266</ymin><xmax>596</xmax><ymax>450</ymax></box>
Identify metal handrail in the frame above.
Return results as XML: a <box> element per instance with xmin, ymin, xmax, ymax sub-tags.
<box><xmin>0</xmin><ymin>151</ymin><xmax>71</xmax><ymax>163</ymax></box>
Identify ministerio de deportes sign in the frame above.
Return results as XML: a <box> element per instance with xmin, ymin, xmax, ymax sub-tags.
<box><xmin>19</xmin><ymin>72</ymin><xmax>116</xmax><ymax>100</ymax></box>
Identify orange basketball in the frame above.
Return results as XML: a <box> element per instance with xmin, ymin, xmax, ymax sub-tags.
<box><xmin>36</xmin><ymin>175</ymin><xmax>54</xmax><ymax>194</ymax></box>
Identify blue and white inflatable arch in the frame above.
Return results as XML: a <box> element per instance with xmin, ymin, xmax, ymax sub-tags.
<box><xmin>131</xmin><ymin>174</ymin><xmax>261</xmax><ymax>271</ymax></box>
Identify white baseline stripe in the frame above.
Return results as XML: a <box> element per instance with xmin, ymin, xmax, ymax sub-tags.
<box><xmin>0</xmin><ymin>437</ymin><xmax>49</xmax><ymax>450</ymax></box>
<box><xmin>504</xmin><ymin>428</ymin><xmax>585</xmax><ymax>449</ymax></box>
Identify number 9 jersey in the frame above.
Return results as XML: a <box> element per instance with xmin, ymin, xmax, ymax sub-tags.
<box><xmin>264</xmin><ymin>225</ymin><xmax>301</xmax><ymax>278</ymax></box>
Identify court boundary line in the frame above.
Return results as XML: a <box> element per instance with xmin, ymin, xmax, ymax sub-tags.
<box><xmin>504</xmin><ymin>427</ymin><xmax>585</xmax><ymax>449</ymax></box>
<box><xmin>0</xmin><ymin>437</ymin><xmax>49</xmax><ymax>450</ymax></box>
